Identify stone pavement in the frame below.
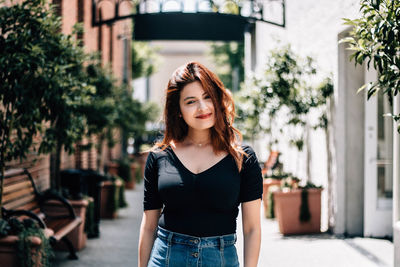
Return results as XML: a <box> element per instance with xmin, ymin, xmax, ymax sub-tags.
<box><xmin>53</xmin><ymin>181</ymin><xmax>394</xmax><ymax>267</ymax></box>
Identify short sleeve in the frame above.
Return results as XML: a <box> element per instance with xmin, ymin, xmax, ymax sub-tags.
<box><xmin>239</xmin><ymin>146</ymin><xmax>263</xmax><ymax>203</ymax></box>
<box><xmin>143</xmin><ymin>152</ymin><xmax>163</xmax><ymax>210</ymax></box>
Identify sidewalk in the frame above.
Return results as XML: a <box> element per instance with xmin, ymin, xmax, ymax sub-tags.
<box><xmin>53</xmin><ymin>181</ymin><xmax>394</xmax><ymax>267</ymax></box>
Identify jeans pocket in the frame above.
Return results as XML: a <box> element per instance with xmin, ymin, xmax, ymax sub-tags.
<box><xmin>148</xmin><ymin>237</ymin><xmax>170</xmax><ymax>267</ymax></box>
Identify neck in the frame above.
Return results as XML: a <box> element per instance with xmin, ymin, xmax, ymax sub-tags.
<box><xmin>185</xmin><ymin>129</ymin><xmax>211</xmax><ymax>147</ymax></box>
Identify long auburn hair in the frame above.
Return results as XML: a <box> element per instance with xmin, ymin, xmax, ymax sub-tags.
<box><xmin>156</xmin><ymin>61</ymin><xmax>246</xmax><ymax>171</ymax></box>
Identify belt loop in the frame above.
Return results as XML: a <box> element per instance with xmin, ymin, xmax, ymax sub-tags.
<box><xmin>219</xmin><ymin>236</ymin><xmax>224</xmax><ymax>251</ymax></box>
<box><xmin>167</xmin><ymin>231</ymin><xmax>173</xmax><ymax>246</ymax></box>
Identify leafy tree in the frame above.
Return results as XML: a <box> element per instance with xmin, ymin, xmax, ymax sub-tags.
<box><xmin>111</xmin><ymin>86</ymin><xmax>159</xmax><ymax>155</ymax></box>
<box><xmin>80</xmin><ymin>60</ymin><xmax>117</xmax><ymax>170</ymax></box>
<box><xmin>131</xmin><ymin>41</ymin><xmax>160</xmax><ymax>80</ymax></box>
<box><xmin>38</xmin><ymin>25</ymin><xmax>93</xmax><ymax>190</ymax></box>
<box><xmin>209</xmin><ymin>42</ymin><xmax>244</xmax><ymax>92</ymax></box>
<box><xmin>235</xmin><ymin>45</ymin><xmax>333</xmax><ymax>181</ymax></box>
<box><xmin>208</xmin><ymin>0</ymin><xmax>244</xmax><ymax>92</ymax></box>
<box><xmin>236</xmin><ymin>45</ymin><xmax>318</xmax><ymax>143</ymax></box>
<box><xmin>0</xmin><ymin>0</ymin><xmax>92</xmax><ymax>211</ymax></box>
<box><xmin>130</xmin><ymin>40</ymin><xmax>161</xmax><ymax>152</ymax></box>
<box><xmin>83</xmin><ymin>62</ymin><xmax>116</xmax><ymax>136</ymax></box>
<box><xmin>341</xmin><ymin>0</ymin><xmax>400</xmax><ymax>130</ymax></box>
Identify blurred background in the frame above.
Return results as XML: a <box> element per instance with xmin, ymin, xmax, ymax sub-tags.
<box><xmin>0</xmin><ymin>0</ymin><xmax>398</xmax><ymax>266</ymax></box>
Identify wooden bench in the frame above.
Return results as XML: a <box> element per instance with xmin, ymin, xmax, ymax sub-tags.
<box><xmin>262</xmin><ymin>151</ymin><xmax>281</xmax><ymax>176</ymax></box>
<box><xmin>1</xmin><ymin>168</ymin><xmax>82</xmax><ymax>259</ymax></box>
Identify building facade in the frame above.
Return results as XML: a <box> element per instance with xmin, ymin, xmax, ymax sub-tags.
<box><xmin>250</xmin><ymin>0</ymin><xmax>399</xmax><ymax>264</ymax></box>
<box><xmin>4</xmin><ymin>0</ymin><xmax>132</xmax><ymax>189</ymax></box>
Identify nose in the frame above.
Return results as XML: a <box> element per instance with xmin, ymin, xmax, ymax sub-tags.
<box><xmin>197</xmin><ymin>99</ymin><xmax>208</xmax><ymax>111</ymax></box>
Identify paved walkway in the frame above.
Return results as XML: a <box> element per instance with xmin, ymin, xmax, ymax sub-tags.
<box><xmin>53</xmin><ymin>181</ymin><xmax>394</xmax><ymax>267</ymax></box>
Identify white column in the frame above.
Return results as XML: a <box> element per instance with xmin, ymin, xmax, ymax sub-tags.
<box><xmin>394</xmin><ymin>96</ymin><xmax>400</xmax><ymax>224</ymax></box>
<box><xmin>393</xmin><ymin>96</ymin><xmax>400</xmax><ymax>267</ymax></box>
<box><xmin>244</xmin><ymin>23</ymin><xmax>256</xmax><ymax>77</ymax></box>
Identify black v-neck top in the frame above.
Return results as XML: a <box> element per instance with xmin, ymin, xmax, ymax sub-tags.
<box><xmin>143</xmin><ymin>145</ymin><xmax>263</xmax><ymax>237</ymax></box>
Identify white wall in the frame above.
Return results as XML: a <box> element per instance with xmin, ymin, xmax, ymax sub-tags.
<box><xmin>395</xmin><ymin>222</ymin><xmax>400</xmax><ymax>267</ymax></box>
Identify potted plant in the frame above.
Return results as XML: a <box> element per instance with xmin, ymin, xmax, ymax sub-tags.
<box><xmin>0</xmin><ymin>218</ymin><xmax>53</xmax><ymax>267</ymax></box>
<box><xmin>265</xmin><ymin>184</ymin><xmax>280</xmax><ymax>219</ymax></box>
<box><xmin>105</xmin><ymin>156</ymin><xmax>138</xmax><ymax>190</ymax></box>
<box><xmin>262</xmin><ymin>172</ymin><xmax>287</xmax><ymax>218</ymax></box>
<box><xmin>105</xmin><ymin>161</ymin><xmax>119</xmax><ymax>177</ymax></box>
<box><xmin>273</xmin><ymin>180</ymin><xmax>323</xmax><ymax>235</ymax></box>
<box><xmin>263</xmin><ymin>172</ymin><xmax>297</xmax><ymax>218</ymax></box>
<box><xmin>236</xmin><ymin>45</ymin><xmax>334</xmax><ymax>229</ymax></box>
<box><xmin>100</xmin><ymin>175</ymin><xmax>127</xmax><ymax>219</ymax></box>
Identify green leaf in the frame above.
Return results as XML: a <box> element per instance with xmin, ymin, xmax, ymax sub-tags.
<box><xmin>357</xmin><ymin>83</ymin><xmax>368</xmax><ymax>94</ymax></box>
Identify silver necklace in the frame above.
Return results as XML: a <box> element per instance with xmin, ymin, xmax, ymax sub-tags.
<box><xmin>187</xmin><ymin>136</ymin><xmax>211</xmax><ymax>147</ymax></box>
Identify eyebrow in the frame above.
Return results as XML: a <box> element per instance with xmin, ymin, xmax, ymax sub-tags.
<box><xmin>183</xmin><ymin>92</ymin><xmax>209</xmax><ymax>102</ymax></box>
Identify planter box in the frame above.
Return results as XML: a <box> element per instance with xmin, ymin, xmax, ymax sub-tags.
<box><xmin>100</xmin><ymin>179</ymin><xmax>123</xmax><ymax>219</ymax></box>
<box><xmin>106</xmin><ymin>162</ymin><xmax>119</xmax><ymax>176</ymax></box>
<box><xmin>124</xmin><ymin>163</ymin><xmax>138</xmax><ymax>190</ymax></box>
<box><xmin>43</xmin><ymin>198</ymin><xmax>89</xmax><ymax>251</ymax></box>
<box><xmin>107</xmin><ymin>162</ymin><xmax>136</xmax><ymax>190</ymax></box>
<box><xmin>274</xmin><ymin>188</ymin><xmax>322</xmax><ymax>235</ymax></box>
<box><xmin>0</xmin><ymin>229</ymin><xmax>53</xmax><ymax>267</ymax></box>
<box><xmin>262</xmin><ymin>178</ymin><xmax>281</xmax><ymax>218</ymax></box>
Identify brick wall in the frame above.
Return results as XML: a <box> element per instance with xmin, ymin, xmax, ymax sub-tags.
<box><xmin>3</xmin><ymin>0</ymin><xmax>132</xmax><ymax>190</ymax></box>
<box><xmin>59</xmin><ymin>0</ymin><xmax>131</xmax><ymax>170</ymax></box>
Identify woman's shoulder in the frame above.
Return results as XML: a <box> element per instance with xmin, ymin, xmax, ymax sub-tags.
<box><xmin>239</xmin><ymin>144</ymin><xmax>256</xmax><ymax>158</ymax></box>
<box><xmin>147</xmin><ymin>145</ymin><xmax>171</xmax><ymax>160</ymax></box>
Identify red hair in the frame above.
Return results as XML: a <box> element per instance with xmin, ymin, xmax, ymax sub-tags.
<box><xmin>156</xmin><ymin>62</ymin><xmax>245</xmax><ymax>171</ymax></box>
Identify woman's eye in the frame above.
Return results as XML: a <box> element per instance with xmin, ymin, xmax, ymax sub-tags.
<box><xmin>204</xmin><ymin>95</ymin><xmax>211</xmax><ymax>99</ymax></box>
<box><xmin>187</xmin><ymin>100</ymin><xmax>195</xmax><ymax>104</ymax></box>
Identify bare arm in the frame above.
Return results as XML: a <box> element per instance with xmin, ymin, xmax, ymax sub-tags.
<box><xmin>241</xmin><ymin>198</ymin><xmax>261</xmax><ymax>267</ymax></box>
<box><xmin>138</xmin><ymin>209</ymin><xmax>162</xmax><ymax>267</ymax></box>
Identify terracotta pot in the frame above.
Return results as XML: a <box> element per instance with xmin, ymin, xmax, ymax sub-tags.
<box><xmin>43</xmin><ymin>198</ymin><xmax>89</xmax><ymax>251</ymax></box>
<box><xmin>273</xmin><ymin>188</ymin><xmax>322</xmax><ymax>235</ymax></box>
<box><xmin>0</xmin><ymin>231</ymin><xmax>52</xmax><ymax>267</ymax></box>
<box><xmin>262</xmin><ymin>178</ymin><xmax>281</xmax><ymax>217</ymax></box>
<box><xmin>100</xmin><ymin>180</ymin><xmax>122</xmax><ymax>219</ymax></box>
<box><xmin>124</xmin><ymin>163</ymin><xmax>137</xmax><ymax>190</ymax></box>
<box><xmin>106</xmin><ymin>162</ymin><xmax>119</xmax><ymax>176</ymax></box>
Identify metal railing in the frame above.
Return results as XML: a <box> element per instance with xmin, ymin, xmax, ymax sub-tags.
<box><xmin>92</xmin><ymin>0</ymin><xmax>285</xmax><ymax>27</ymax></box>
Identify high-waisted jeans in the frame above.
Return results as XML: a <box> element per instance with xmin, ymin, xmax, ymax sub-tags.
<box><xmin>148</xmin><ymin>226</ymin><xmax>240</xmax><ymax>267</ymax></box>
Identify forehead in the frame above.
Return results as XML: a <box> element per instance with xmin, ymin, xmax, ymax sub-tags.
<box><xmin>180</xmin><ymin>81</ymin><xmax>205</xmax><ymax>98</ymax></box>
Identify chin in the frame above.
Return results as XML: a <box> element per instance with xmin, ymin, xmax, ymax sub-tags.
<box><xmin>189</xmin><ymin>122</ymin><xmax>215</xmax><ymax>131</ymax></box>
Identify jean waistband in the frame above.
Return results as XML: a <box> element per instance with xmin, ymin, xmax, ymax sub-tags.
<box><xmin>156</xmin><ymin>226</ymin><xmax>237</xmax><ymax>248</ymax></box>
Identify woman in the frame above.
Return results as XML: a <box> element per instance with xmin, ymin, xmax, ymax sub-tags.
<box><xmin>138</xmin><ymin>62</ymin><xmax>262</xmax><ymax>267</ymax></box>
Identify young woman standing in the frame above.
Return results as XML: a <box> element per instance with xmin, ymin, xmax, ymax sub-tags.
<box><xmin>138</xmin><ymin>62</ymin><xmax>262</xmax><ymax>267</ymax></box>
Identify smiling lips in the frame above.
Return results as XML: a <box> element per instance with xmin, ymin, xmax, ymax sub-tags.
<box><xmin>196</xmin><ymin>113</ymin><xmax>212</xmax><ymax>119</ymax></box>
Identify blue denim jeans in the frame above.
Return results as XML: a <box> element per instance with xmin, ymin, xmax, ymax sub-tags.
<box><xmin>148</xmin><ymin>226</ymin><xmax>240</xmax><ymax>267</ymax></box>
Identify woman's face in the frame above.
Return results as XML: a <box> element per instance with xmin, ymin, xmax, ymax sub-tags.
<box><xmin>179</xmin><ymin>81</ymin><xmax>215</xmax><ymax>131</ymax></box>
